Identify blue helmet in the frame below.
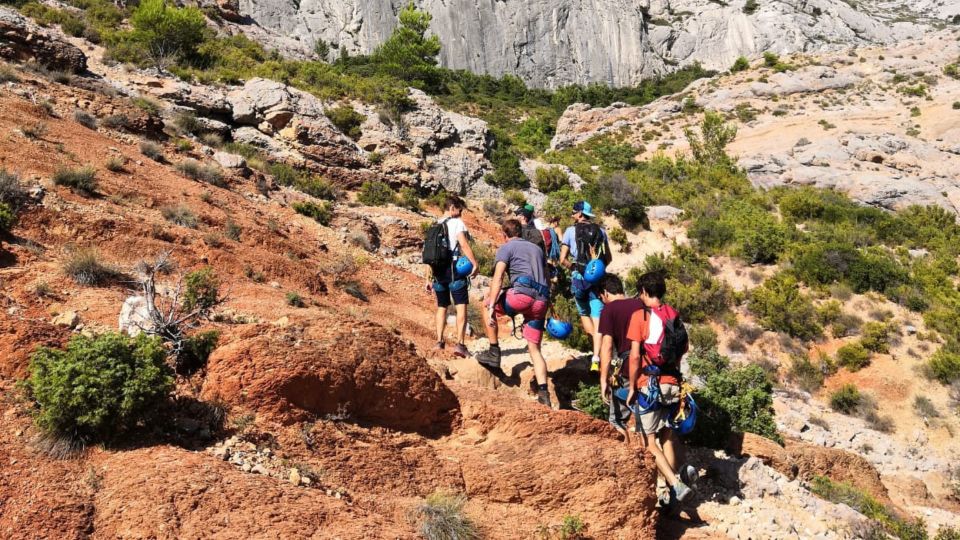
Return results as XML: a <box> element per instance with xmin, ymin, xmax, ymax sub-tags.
<box><xmin>454</xmin><ymin>257</ymin><xmax>474</xmax><ymax>278</ymax></box>
<box><xmin>583</xmin><ymin>258</ymin><xmax>606</xmax><ymax>284</ymax></box>
<box><xmin>669</xmin><ymin>395</ymin><xmax>698</xmax><ymax>435</ymax></box>
<box><xmin>546</xmin><ymin>318</ymin><xmax>573</xmax><ymax>339</ymax></box>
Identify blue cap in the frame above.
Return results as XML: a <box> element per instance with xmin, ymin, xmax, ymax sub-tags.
<box><xmin>573</xmin><ymin>200</ymin><xmax>595</xmax><ymax>218</ymax></box>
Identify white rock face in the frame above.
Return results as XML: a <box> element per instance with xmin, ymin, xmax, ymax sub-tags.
<box><xmin>231</xmin><ymin>0</ymin><xmax>938</xmax><ymax>87</ymax></box>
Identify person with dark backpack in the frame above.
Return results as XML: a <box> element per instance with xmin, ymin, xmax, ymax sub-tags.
<box><xmin>624</xmin><ymin>271</ymin><xmax>696</xmax><ymax>507</ymax></box>
<box><xmin>558</xmin><ymin>200</ymin><xmax>612</xmax><ymax>371</ymax></box>
<box><xmin>514</xmin><ymin>204</ymin><xmax>546</xmax><ymax>255</ymax></box>
<box><xmin>423</xmin><ymin>195</ymin><xmax>479</xmax><ymax>357</ymax></box>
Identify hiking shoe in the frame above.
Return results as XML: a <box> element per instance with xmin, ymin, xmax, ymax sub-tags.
<box><xmin>537</xmin><ymin>389</ymin><xmax>553</xmax><ymax>408</ymax></box>
<box><xmin>452</xmin><ymin>343</ymin><xmax>469</xmax><ymax>358</ymax></box>
<box><xmin>475</xmin><ymin>348</ymin><xmax>501</xmax><ymax>369</ymax></box>
<box><xmin>590</xmin><ymin>355</ymin><xmax>600</xmax><ymax>372</ymax></box>
<box><xmin>679</xmin><ymin>465</ymin><xmax>699</xmax><ymax>487</ymax></box>
<box><xmin>671</xmin><ymin>481</ymin><xmax>693</xmax><ymax>503</ymax></box>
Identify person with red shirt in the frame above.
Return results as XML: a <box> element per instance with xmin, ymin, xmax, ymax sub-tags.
<box><xmin>625</xmin><ymin>271</ymin><xmax>694</xmax><ymax>504</ymax></box>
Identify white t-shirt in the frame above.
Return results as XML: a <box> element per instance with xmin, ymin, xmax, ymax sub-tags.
<box><xmin>645</xmin><ymin>310</ymin><xmax>664</xmax><ymax>345</ymax></box>
<box><xmin>442</xmin><ymin>217</ymin><xmax>468</xmax><ymax>255</ymax></box>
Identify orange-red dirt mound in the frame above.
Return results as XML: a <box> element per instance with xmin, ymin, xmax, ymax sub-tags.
<box><xmin>201</xmin><ymin>318</ymin><xmax>461</xmax><ymax>435</ymax></box>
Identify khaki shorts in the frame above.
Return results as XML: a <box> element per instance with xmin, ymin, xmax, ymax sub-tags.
<box><xmin>636</xmin><ymin>383</ymin><xmax>680</xmax><ymax>436</ymax></box>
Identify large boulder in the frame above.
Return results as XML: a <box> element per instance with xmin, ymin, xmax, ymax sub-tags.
<box><xmin>201</xmin><ymin>316</ymin><xmax>460</xmax><ymax>435</ymax></box>
<box><xmin>0</xmin><ymin>7</ymin><xmax>86</xmax><ymax>73</ymax></box>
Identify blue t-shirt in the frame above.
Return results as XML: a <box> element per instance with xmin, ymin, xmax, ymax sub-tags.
<box><xmin>562</xmin><ymin>224</ymin><xmax>609</xmax><ymax>261</ymax></box>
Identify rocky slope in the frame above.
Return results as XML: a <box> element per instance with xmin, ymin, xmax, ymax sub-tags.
<box><xmin>222</xmin><ymin>0</ymin><xmax>948</xmax><ymax>87</ymax></box>
<box><xmin>552</xmin><ymin>29</ymin><xmax>960</xmax><ymax>214</ymax></box>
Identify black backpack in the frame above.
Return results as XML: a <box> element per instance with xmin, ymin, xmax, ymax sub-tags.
<box><xmin>574</xmin><ymin>222</ymin><xmax>610</xmax><ymax>269</ymax></box>
<box><xmin>422</xmin><ymin>219</ymin><xmax>452</xmax><ymax>267</ymax></box>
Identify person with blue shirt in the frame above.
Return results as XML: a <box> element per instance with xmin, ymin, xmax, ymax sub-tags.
<box><xmin>558</xmin><ymin>201</ymin><xmax>612</xmax><ymax>371</ymax></box>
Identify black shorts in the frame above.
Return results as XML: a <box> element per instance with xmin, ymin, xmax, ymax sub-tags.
<box><xmin>433</xmin><ymin>264</ymin><xmax>469</xmax><ymax>308</ymax></box>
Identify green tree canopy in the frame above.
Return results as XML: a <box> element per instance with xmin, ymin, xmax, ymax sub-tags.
<box><xmin>370</xmin><ymin>2</ymin><xmax>442</xmax><ymax>90</ymax></box>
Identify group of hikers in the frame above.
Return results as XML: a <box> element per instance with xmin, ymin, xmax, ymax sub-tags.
<box><xmin>423</xmin><ymin>194</ymin><xmax>699</xmax><ymax>508</ymax></box>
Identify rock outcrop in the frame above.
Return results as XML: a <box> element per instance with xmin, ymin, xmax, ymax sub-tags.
<box><xmin>201</xmin><ymin>317</ymin><xmax>461</xmax><ymax>435</ymax></box>
<box><xmin>226</xmin><ymin>0</ymin><xmax>941</xmax><ymax>87</ymax></box>
<box><xmin>0</xmin><ymin>7</ymin><xmax>87</xmax><ymax>73</ymax></box>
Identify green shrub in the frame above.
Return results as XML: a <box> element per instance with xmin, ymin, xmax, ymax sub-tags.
<box><xmin>73</xmin><ymin>110</ymin><xmax>97</xmax><ymax>129</ymax></box>
<box><xmin>293</xmin><ymin>201</ymin><xmax>333</xmax><ymax>226</ymax></box>
<box><xmin>810</xmin><ymin>476</ymin><xmax>928</xmax><ymax>540</ymax></box>
<box><xmin>847</xmin><ymin>247</ymin><xmax>908</xmax><ymax>294</ymax></box>
<box><xmin>748</xmin><ymin>272</ymin><xmax>821</xmax><ymax>340</ymax></box>
<box><xmin>763</xmin><ymin>51</ymin><xmax>780</xmax><ymax>67</ymax></box>
<box><xmin>686</xmin><ymin>348</ymin><xmax>781</xmax><ymax>448</ymax></box>
<box><xmin>63</xmin><ymin>248</ymin><xmax>116</xmax><ymax>286</ymax></box>
<box><xmin>295</xmin><ymin>176</ymin><xmax>337</xmax><ymax>200</ymax></box>
<box><xmin>0</xmin><ymin>202</ymin><xmax>15</xmax><ymax>235</ymax></box>
<box><xmin>690</xmin><ymin>198</ymin><xmax>787</xmax><ymax>263</ymax></box>
<box><xmin>286</xmin><ymin>291</ymin><xmax>305</xmax><ymax>308</ymax></box>
<box><xmin>860</xmin><ymin>322</ymin><xmax>891</xmax><ymax>353</ymax></box>
<box><xmin>588</xmin><ymin>173</ymin><xmax>648</xmax><ymax>230</ymax></box>
<box><xmin>0</xmin><ymin>169</ymin><xmax>26</xmax><ymax>209</ymax></box>
<box><xmin>608</xmin><ymin>226</ymin><xmax>631</xmax><ymax>252</ymax></box>
<box><xmin>829</xmin><ymin>384</ymin><xmax>862</xmax><ymax>414</ymax></box>
<box><xmin>913</xmin><ymin>396</ymin><xmax>939</xmax><ymax>418</ymax></box>
<box><xmin>937</xmin><ymin>527</ymin><xmax>960</xmax><ymax>540</ymax></box>
<box><xmin>176</xmin><ymin>159</ymin><xmax>225</xmax><ymax>186</ymax></box>
<box><xmin>626</xmin><ymin>246</ymin><xmax>732</xmax><ymax>323</ymax></box>
<box><xmin>559</xmin><ymin>515</ymin><xmax>586</xmax><ymax>540</ymax></box>
<box><xmin>324</xmin><ymin>106</ymin><xmax>365</xmax><ymax>140</ymax></box>
<box><xmin>132</xmin><ymin>96</ymin><xmax>161</xmax><ymax>115</ymax></box>
<box><xmin>925</xmin><ymin>349</ymin><xmax>960</xmax><ymax>385</ymax></box>
<box><xmin>161</xmin><ymin>204</ymin><xmax>198</xmax><ymax>228</ymax></box>
<box><xmin>731</xmin><ymin>56</ymin><xmax>750</xmax><ymax>72</ymax></box>
<box><xmin>357</xmin><ymin>180</ymin><xmax>397</xmax><ymax>206</ymax></box>
<box><xmin>411</xmin><ymin>491</ymin><xmax>479</xmax><ymax>540</ymax></box>
<box><xmin>172</xmin><ymin>111</ymin><xmax>200</xmax><ymax>134</ymax></box>
<box><xmin>688</xmin><ymin>324</ymin><xmax>718</xmax><ymax>353</ymax></box>
<box><xmin>53</xmin><ymin>166</ymin><xmax>98</xmax><ymax>195</ymax></box>
<box><xmin>684</xmin><ymin>111</ymin><xmax>737</xmax><ymax>167</ymax></box>
<box><xmin>108</xmin><ymin>0</ymin><xmax>207</xmax><ymax>70</ymax></box>
<box><xmin>788</xmin><ymin>354</ymin><xmax>825</xmax><ymax>393</ymax></box>
<box><xmin>101</xmin><ymin>114</ymin><xmax>129</xmax><ymax>130</ymax></box>
<box><xmin>534</xmin><ymin>167</ymin><xmax>569</xmax><ymax>194</ymax></box>
<box><xmin>24</xmin><ymin>332</ymin><xmax>173</xmax><ymax>443</ymax></box>
<box><xmin>176</xmin><ymin>330</ymin><xmax>219</xmax><ymax>376</ymax></box>
<box><xmin>486</xmin><ymin>140</ymin><xmax>528</xmax><ymax>189</ymax></box>
<box><xmin>743</xmin><ymin>0</ymin><xmax>759</xmax><ymax>14</ymax></box>
<box><xmin>836</xmin><ymin>342</ymin><xmax>870</xmax><ymax>371</ymax></box>
<box><xmin>182</xmin><ymin>267</ymin><xmax>219</xmax><ymax>314</ymax></box>
<box><xmin>140</xmin><ymin>140</ymin><xmax>164</xmax><ymax>162</ymax></box>
<box><xmin>572</xmin><ymin>382</ymin><xmax>606</xmax><ymax>420</ymax></box>
<box><xmin>104</xmin><ymin>156</ymin><xmax>126</xmax><ymax>172</ymax></box>
<box><xmin>398</xmin><ymin>187</ymin><xmax>421</xmax><ymax>212</ymax></box>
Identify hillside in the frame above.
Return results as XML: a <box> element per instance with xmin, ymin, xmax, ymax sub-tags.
<box><xmin>0</xmin><ymin>1</ymin><xmax>959</xmax><ymax>539</ymax></box>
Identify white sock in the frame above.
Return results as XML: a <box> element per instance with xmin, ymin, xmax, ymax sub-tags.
<box><xmin>591</xmin><ymin>354</ymin><xmax>600</xmax><ymax>364</ymax></box>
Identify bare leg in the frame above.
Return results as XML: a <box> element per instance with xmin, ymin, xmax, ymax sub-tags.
<box><xmin>590</xmin><ymin>316</ymin><xmax>602</xmax><ymax>357</ymax></box>
<box><xmin>659</xmin><ymin>429</ymin><xmax>682</xmax><ymax>473</ymax></box>
<box><xmin>640</xmin><ymin>431</ymin><xmax>679</xmax><ymax>486</ymax></box>
<box><xmin>455</xmin><ymin>304</ymin><xmax>468</xmax><ymax>344</ymax></box>
<box><xmin>579</xmin><ymin>315</ymin><xmax>596</xmax><ymax>355</ymax></box>
<box><xmin>527</xmin><ymin>341</ymin><xmax>548</xmax><ymax>386</ymax></box>
<box><xmin>484</xmin><ymin>311</ymin><xmax>499</xmax><ymax>345</ymax></box>
<box><xmin>435</xmin><ymin>307</ymin><xmax>447</xmax><ymax>343</ymax></box>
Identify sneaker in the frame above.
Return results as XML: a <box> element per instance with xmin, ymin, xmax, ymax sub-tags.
<box><xmin>657</xmin><ymin>490</ymin><xmax>671</xmax><ymax>508</ymax></box>
<box><xmin>679</xmin><ymin>465</ymin><xmax>699</xmax><ymax>487</ymax></box>
<box><xmin>452</xmin><ymin>343</ymin><xmax>469</xmax><ymax>358</ymax></box>
<box><xmin>590</xmin><ymin>355</ymin><xmax>600</xmax><ymax>372</ymax></box>
<box><xmin>671</xmin><ymin>481</ymin><xmax>693</xmax><ymax>503</ymax></box>
<box><xmin>475</xmin><ymin>348</ymin><xmax>501</xmax><ymax>369</ymax></box>
<box><xmin>537</xmin><ymin>389</ymin><xmax>553</xmax><ymax>408</ymax></box>
<box><xmin>433</xmin><ymin>341</ymin><xmax>445</xmax><ymax>351</ymax></box>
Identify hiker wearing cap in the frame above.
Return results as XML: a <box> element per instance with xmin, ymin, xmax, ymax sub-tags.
<box><xmin>425</xmin><ymin>194</ymin><xmax>479</xmax><ymax>358</ymax></box>
<box><xmin>558</xmin><ymin>200</ymin><xmax>612</xmax><ymax>372</ymax></box>
<box><xmin>514</xmin><ymin>204</ymin><xmax>546</xmax><ymax>255</ymax></box>
<box><xmin>475</xmin><ymin>218</ymin><xmax>553</xmax><ymax>408</ymax></box>
<box><xmin>597</xmin><ymin>274</ymin><xmax>645</xmax><ymax>444</ymax></box>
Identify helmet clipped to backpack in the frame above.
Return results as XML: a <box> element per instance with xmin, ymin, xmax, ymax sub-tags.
<box><xmin>583</xmin><ymin>258</ymin><xmax>606</xmax><ymax>284</ymax></box>
<box><xmin>546</xmin><ymin>318</ymin><xmax>573</xmax><ymax>339</ymax></box>
<box><xmin>454</xmin><ymin>257</ymin><xmax>474</xmax><ymax>278</ymax></box>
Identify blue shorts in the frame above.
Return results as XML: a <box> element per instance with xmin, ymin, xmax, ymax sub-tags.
<box><xmin>433</xmin><ymin>264</ymin><xmax>468</xmax><ymax>308</ymax></box>
<box><xmin>575</xmin><ymin>289</ymin><xmax>604</xmax><ymax>318</ymax></box>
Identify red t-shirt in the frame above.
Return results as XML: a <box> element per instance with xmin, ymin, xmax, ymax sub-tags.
<box><xmin>626</xmin><ymin>305</ymin><xmax>681</xmax><ymax>388</ymax></box>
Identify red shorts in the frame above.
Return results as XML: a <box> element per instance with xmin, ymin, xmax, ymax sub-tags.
<box><xmin>494</xmin><ymin>289</ymin><xmax>548</xmax><ymax>345</ymax></box>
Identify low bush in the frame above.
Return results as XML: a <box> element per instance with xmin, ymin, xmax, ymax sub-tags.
<box><xmin>788</xmin><ymin>354</ymin><xmax>825</xmax><ymax>393</ymax></box>
<box><xmin>925</xmin><ymin>348</ymin><xmax>960</xmax><ymax>385</ymax></box>
<box><xmin>0</xmin><ymin>169</ymin><xmax>27</xmax><ymax>209</ymax></box>
<box><xmin>572</xmin><ymin>382</ymin><xmax>606</xmax><ymax>420</ymax></box>
<box><xmin>182</xmin><ymin>267</ymin><xmax>220</xmax><ymax>314</ymax></box>
<box><xmin>836</xmin><ymin>341</ymin><xmax>870</xmax><ymax>371</ymax></box>
<box><xmin>913</xmin><ymin>396</ymin><xmax>939</xmax><ymax>418</ymax></box>
<box><xmin>831</xmin><ymin>313</ymin><xmax>863</xmax><ymax>338</ymax></box>
<box><xmin>73</xmin><ymin>110</ymin><xmax>97</xmax><ymax>129</ymax></box>
<box><xmin>0</xmin><ymin>202</ymin><xmax>16</xmax><ymax>235</ymax></box>
<box><xmin>52</xmin><ymin>167</ymin><xmax>98</xmax><ymax>195</ymax></box>
<box><xmin>829</xmin><ymin>384</ymin><xmax>862</xmax><ymax>414</ymax></box>
<box><xmin>23</xmin><ymin>332</ymin><xmax>173</xmax><ymax>443</ymax></box>
<box><xmin>324</xmin><ymin>106</ymin><xmax>365</xmax><ymax>140</ymax></box>
<box><xmin>686</xmin><ymin>348</ymin><xmax>781</xmax><ymax>448</ymax></box>
<box><xmin>357</xmin><ymin>180</ymin><xmax>397</xmax><ymax>206</ymax></box>
<box><xmin>101</xmin><ymin>114</ymin><xmax>128</xmax><ymax>130</ymax></box>
<box><xmin>810</xmin><ymin>476</ymin><xmax>927</xmax><ymax>540</ymax></box>
<box><xmin>398</xmin><ymin>187</ymin><xmax>421</xmax><ymax>212</ymax></box>
<box><xmin>731</xmin><ymin>56</ymin><xmax>750</xmax><ymax>72</ymax></box>
<box><xmin>176</xmin><ymin>330</ymin><xmax>219</xmax><ymax>376</ymax></box>
<box><xmin>534</xmin><ymin>167</ymin><xmax>569</xmax><ymax>194</ymax></box>
<box><xmin>161</xmin><ymin>205</ymin><xmax>198</xmax><ymax>228</ymax></box>
<box><xmin>172</xmin><ymin>111</ymin><xmax>200</xmax><ymax>134</ymax></box>
<box><xmin>748</xmin><ymin>272</ymin><xmax>821</xmax><ymax>340</ymax></box>
<box><xmin>176</xmin><ymin>159</ymin><xmax>225</xmax><ymax>187</ymax></box>
<box><xmin>140</xmin><ymin>140</ymin><xmax>164</xmax><ymax>162</ymax></box>
<box><xmin>132</xmin><ymin>97</ymin><xmax>161</xmax><ymax>115</ymax></box>
<box><xmin>296</xmin><ymin>176</ymin><xmax>338</xmax><ymax>200</ymax></box>
<box><xmin>688</xmin><ymin>324</ymin><xmax>718</xmax><ymax>353</ymax></box>
<box><xmin>63</xmin><ymin>248</ymin><xmax>116</xmax><ymax>286</ymax></box>
<box><xmin>608</xmin><ymin>226</ymin><xmax>631</xmax><ymax>252</ymax></box>
<box><xmin>410</xmin><ymin>491</ymin><xmax>479</xmax><ymax>540</ymax></box>
<box><xmin>860</xmin><ymin>322</ymin><xmax>891</xmax><ymax>353</ymax></box>
<box><xmin>293</xmin><ymin>201</ymin><xmax>333</xmax><ymax>226</ymax></box>
<box><xmin>21</xmin><ymin>122</ymin><xmax>48</xmax><ymax>139</ymax></box>
<box><xmin>104</xmin><ymin>156</ymin><xmax>126</xmax><ymax>172</ymax></box>
<box><xmin>286</xmin><ymin>292</ymin><xmax>305</xmax><ymax>308</ymax></box>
